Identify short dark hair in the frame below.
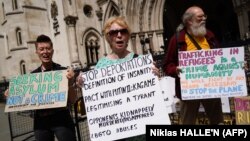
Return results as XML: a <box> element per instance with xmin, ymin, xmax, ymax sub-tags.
<box><xmin>36</xmin><ymin>34</ymin><xmax>51</xmax><ymax>42</ymax></box>
<box><xmin>35</xmin><ymin>34</ymin><xmax>53</xmax><ymax>48</ymax></box>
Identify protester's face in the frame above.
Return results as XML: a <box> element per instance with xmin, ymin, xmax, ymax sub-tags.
<box><xmin>190</xmin><ymin>9</ymin><xmax>207</xmax><ymax>37</ymax></box>
<box><xmin>36</xmin><ymin>42</ymin><xmax>54</xmax><ymax>64</ymax></box>
<box><xmin>107</xmin><ymin>23</ymin><xmax>129</xmax><ymax>54</ymax></box>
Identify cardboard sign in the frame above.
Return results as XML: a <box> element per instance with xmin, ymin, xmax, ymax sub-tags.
<box><xmin>5</xmin><ymin>70</ymin><xmax>68</xmax><ymax>112</ymax></box>
<box><xmin>160</xmin><ymin>76</ymin><xmax>177</xmax><ymax>113</ymax></box>
<box><xmin>179</xmin><ymin>47</ymin><xmax>247</xmax><ymax>100</ymax></box>
<box><xmin>81</xmin><ymin>54</ymin><xmax>170</xmax><ymax>141</ymax></box>
<box><xmin>234</xmin><ymin>96</ymin><xmax>250</xmax><ymax>125</ymax></box>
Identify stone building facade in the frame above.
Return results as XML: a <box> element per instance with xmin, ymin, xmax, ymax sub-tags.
<box><xmin>232</xmin><ymin>0</ymin><xmax>250</xmax><ymax>40</ymax></box>
<box><xmin>0</xmin><ymin>0</ymin><xmax>165</xmax><ymax>81</ymax></box>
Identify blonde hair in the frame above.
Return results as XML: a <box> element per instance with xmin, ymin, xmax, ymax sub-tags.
<box><xmin>102</xmin><ymin>16</ymin><xmax>131</xmax><ymax>42</ymax></box>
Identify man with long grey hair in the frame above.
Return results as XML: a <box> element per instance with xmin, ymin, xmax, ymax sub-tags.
<box><xmin>163</xmin><ymin>6</ymin><xmax>224</xmax><ymax>125</ymax></box>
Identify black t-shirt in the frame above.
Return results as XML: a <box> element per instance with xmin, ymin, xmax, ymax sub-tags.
<box><xmin>32</xmin><ymin>62</ymin><xmax>74</xmax><ymax>130</ymax></box>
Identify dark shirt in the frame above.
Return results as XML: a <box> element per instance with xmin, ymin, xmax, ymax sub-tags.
<box><xmin>163</xmin><ymin>29</ymin><xmax>220</xmax><ymax>99</ymax></box>
<box><xmin>32</xmin><ymin>62</ymin><xmax>74</xmax><ymax>130</ymax></box>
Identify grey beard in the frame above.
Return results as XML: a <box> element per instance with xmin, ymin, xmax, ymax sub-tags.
<box><xmin>191</xmin><ymin>24</ymin><xmax>207</xmax><ymax>37</ymax></box>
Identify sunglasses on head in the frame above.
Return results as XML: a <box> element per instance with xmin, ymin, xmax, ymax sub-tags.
<box><xmin>108</xmin><ymin>29</ymin><xmax>128</xmax><ymax>37</ymax></box>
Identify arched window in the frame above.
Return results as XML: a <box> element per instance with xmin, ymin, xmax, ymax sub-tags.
<box><xmin>20</xmin><ymin>60</ymin><xmax>26</xmax><ymax>74</ymax></box>
<box><xmin>6</xmin><ymin>35</ymin><xmax>9</xmax><ymax>55</ymax></box>
<box><xmin>85</xmin><ymin>34</ymin><xmax>100</xmax><ymax>66</ymax></box>
<box><xmin>16</xmin><ymin>28</ymin><xmax>22</xmax><ymax>46</ymax></box>
<box><xmin>2</xmin><ymin>3</ymin><xmax>5</xmax><ymax>20</ymax></box>
<box><xmin>4</xmin><ymin>35</ymin><xmax>10</xmax><ymax>57</ymax></box>
<box><xmin>106</xmin><ymin>1</ymin><xmax>120</xmax><ymax>17</ymax></box>
<box><xmin>12</xmin><ymin>0</ymin><xmax>18</xmax><ymax>10</ymax></box>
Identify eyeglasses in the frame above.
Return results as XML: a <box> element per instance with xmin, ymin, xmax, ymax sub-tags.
<box><xmin>108</xmin><ymin>29</ymin><xmax>128</xmax><ymax>37</ymax></box>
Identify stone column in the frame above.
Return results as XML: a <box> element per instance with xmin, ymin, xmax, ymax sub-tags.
<box><xmin>130</xmin><ymin>33</ymin><xmax>137</xmax><ymax>53</ymax></box>
<box><xmin>156</xmin><ymin>30</ymin><xmax>164</xmax><ymax>52</ymax></box>
<box><xmin>138</xmin><ymin>32</ymin><xmax>146</xmax><ymax>54</ymax></box>
<box><xmin>64</xmin><ymin>15</ymin><xmax>81</xmax><ymax>69</ymax></box>
<box><xmin>96</xmin><ymin>7</ymin><xmax>107</xmax><ymax>56</ymax></box>
<box><xmin>147</xmin><ymin>31</ymin><xmax>154</xmax><ymax>54</ymax></box>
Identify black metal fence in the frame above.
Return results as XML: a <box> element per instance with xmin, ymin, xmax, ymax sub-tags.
<box><xmin>8</xmin><ymin>111</ymin><xmax>35</xmax><ymax>141</ymax></box>
<box><xmin>73</xmin><ymin>97</ymin><xmax>90</xmax><ymax>141</ymax></box>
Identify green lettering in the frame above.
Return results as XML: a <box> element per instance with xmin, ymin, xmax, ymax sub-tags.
<box><xmin>44</xmin><ymin>72</ymin><xmax>52</xmax><ymax>82</ymax></box>
<box><xmin>15</xmin><ymin>85</ymin><xmax>23</xmax><ymax>95</ymax></box>
<box><xmin>9</xmin><ymin>86</ymin><xmax>15</xmax><ymax>96</ymax></box>
<box><xmin>22</xmin><ymin>85</ymin><xmax>31</xmax><ymax>95</ymax></box>
<box><xmin>22</xmin><ymin>74</ymin><xmax>29</xmax><ymax>84</ymax></box>
<box><xmin>16</xmin><ymin>75</ymin><xmax>23</xmax><ymax>85</ymax></box>
<box><xmin>37</xmin><ymin>84</ymin><xmax>47</xmax><ymax>94</ymax></box>
<box><xmin>29</xmin><ymin>74</ymin><xmax>38</xmax><ymax>84</ymax></box>
<box><xmin>29</xmin><ymin>85</ymin><xmax>37</xmax><ymax>94</ymax></box>
<box><xmin>54</xmin><ymin>71</ymin><xmax>63</xmax><ymax>82</ymax></box>
<box><xmin>48</xmin><ymin>82</ymin><xmax>59</xmax><ymax>93</ymax></box>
